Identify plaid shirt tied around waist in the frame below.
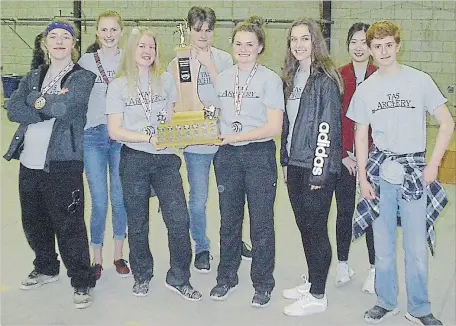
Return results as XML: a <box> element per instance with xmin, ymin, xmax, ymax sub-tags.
<box><xmin>352</xmin><ymin>147</ymin><xmax>448</xmax><ymax>255</ymax></box>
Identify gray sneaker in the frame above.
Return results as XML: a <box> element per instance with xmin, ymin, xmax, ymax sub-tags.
<box><xmin>251</xmin><ymin>291</ymin><xmax>271</xmax><ymax>308</ymax></box>
<box><xmin>73</xmin><ymin>287</ymin><xmax>92</xmax><ymax>309</ymax></box>
<box><xmin>165</xmin><ymin>282</ymin><xmax>202</xmax><ymax>301</ymax></box>
<box><xmin>20</xmin><ymin>270</ymin><xmax>59</xmax><ymax>290</ymax></box>
<box><xmin>364</xmin><ymin>305</ymin><xmax>400</xmax><ymax>323</ymax></box>
<box><xmin>209</xmin><ymin>283</ymin><xmax>238</xmax><ymax>301</ymax></box>
<box><xmin>132</xmin><ymin>280</ymin><xmax>150</xmax><ymax>297</ymax></box>
<box><xmin>405</xmin><ymin>313</ymin><xmax>442</xmax><ymax>325</ymax></box>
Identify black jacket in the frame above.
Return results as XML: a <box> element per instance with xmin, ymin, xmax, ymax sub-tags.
<box><xmin>3</xmin><ymin>64</ymin><xmax>96</xmax><ymax>173</ymax></box>
<box><xmin>280</xmin><ymin>68</ymin><xmax>342</xmax><ymax>186</ymax></box>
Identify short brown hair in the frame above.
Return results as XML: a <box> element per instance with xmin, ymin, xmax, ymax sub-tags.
<box><xmin>366</xmin><ymin>20</ymin><xmax>400</xmax><ymax>48</ymax></box>
<box><xmin>187</xmin><ymin>6</ymin><xmax>216</xmax><ymax>30</ymax></box>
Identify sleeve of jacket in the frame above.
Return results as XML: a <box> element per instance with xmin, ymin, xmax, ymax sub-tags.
<box><xmin>308</xmin><ymin>77</ymin><xmax>342</xmax><ymax>186</ymax></box>
<box><xmin>6</xmin><ymin>72</ymin><xmax>44</xmax><ymax>125</ymax></box>
<box><xmin>36</xmin><ymin>70</ymin><xmax>96</xmax><ymax>121</ymax></box>
<box><xmin>280</xmin><ymin>82</ymin><xmax>290</xmax><ymax>166</ymax></box>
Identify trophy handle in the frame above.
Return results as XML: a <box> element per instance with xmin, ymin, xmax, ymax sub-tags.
<box><xmin>172</xmin><ymin>46</ymin><xmax>205</xmax><ymax>113</ymax></box>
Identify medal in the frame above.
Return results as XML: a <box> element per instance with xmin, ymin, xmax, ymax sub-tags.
<box><xmin>34</xmin><ymin>96</ymin><xmax>46</xmax><ymax>110</ymax></box>
<box><xmin>142</xmin><ymin>125</ymin><xmax>155</xmax><ymax>136</ymax></box>
<box><xmin>231</xmin><ymin>121</ymin><xmax>243</xmax><ymax>133</ymax></box>
<box><xmin>36</xmin><ymin>62</ymin><xmax>74</xmax><ymax>110</ymax></box>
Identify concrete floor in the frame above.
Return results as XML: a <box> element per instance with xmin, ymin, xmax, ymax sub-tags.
<box><xmin>1</xmin><ymin>108</ymin><xmax>455</xmax><ymax>326</ymax></box>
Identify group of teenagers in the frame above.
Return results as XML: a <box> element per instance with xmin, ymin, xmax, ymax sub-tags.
<box><xmin>4</xmin><ymin>5</ymin><xmax>454</xmax><ymax>326</ymax></box>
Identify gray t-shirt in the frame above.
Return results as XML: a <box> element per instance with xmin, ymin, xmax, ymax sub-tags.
<box><xmin>106</xmin><ymin>72</ymin><xmax>177</xmax><ymax>155</ymax></box>
<box><xmin>286</xmin><ymin>69</ymin><xmax>310</xmax><ymax>155</ymax></box>
<box><xmin>216</xmin><ymin>64</ymin><xmax>285</xmax><ymax>146</ymax></box>
<box><xmin>168</xmin><ymin>47</ymin><xmax>233</xmax><ymax>154</ymax></box>
<box><xmin>78</xmin><ymin>50</ymin><xmax>122</xmax><ymax>129</ymax></box>
<box><xmin>347</xmin><ymin>64</ymin><xmax>447</xmax><ymax>154</ymax></box>
<box><xmin>20</xmin><ymin>76</ymin><xmax>59</xmax><ymax>169</ymax></box>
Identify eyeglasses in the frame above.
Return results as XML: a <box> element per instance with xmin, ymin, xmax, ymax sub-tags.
<box><xmin>67</xmin><ymin>189</ymin><xmax>81</xmax><ymax>214</ymax></box>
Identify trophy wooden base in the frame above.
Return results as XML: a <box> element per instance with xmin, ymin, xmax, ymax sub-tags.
<box><xmin>156</xmin><ymin>111</ymin><xmax>221</xmax><ymax>148</ymax></box>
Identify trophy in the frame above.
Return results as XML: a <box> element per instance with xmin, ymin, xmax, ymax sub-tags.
<box><xmin>156</xmin><ymin>22</ymin><xmax>221</xmax><ymax>148</ymax></box>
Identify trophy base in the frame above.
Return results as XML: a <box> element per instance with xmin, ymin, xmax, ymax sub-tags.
<box><xmin>156</xmin><ymin>111</ymin><xmax>221</xmax><ymax>148</ymax></box>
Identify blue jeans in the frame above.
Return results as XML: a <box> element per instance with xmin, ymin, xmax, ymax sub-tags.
<box><xmin>84</xmin><ymin>125</ymin><xmax>127</xmax><ymax>248</ymax></box>
<box><xmin>184</xmin><ymin>152</ymin><xmax>214</xmax><ymax>254</ymax></box>
<box><xmin>373</xmin><ymin>178</ymin><xmax>430</xmax><ymax>317</ymax></box>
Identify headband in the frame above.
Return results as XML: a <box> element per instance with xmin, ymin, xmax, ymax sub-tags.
<box><xmin>44</xmin><ymin>22</ymin><xmax>75</xmax><ymax>37</ymax></box>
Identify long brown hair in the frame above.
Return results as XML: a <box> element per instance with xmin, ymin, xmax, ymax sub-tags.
<box><xmin>283</xmin><ymin>18</ymin><xmax>343</xmax><ymax>99</ymax></box>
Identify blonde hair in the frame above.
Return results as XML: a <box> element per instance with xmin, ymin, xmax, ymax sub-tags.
<box><xmin>95</xmin><ymin>10</ymin><xmax>124</xmax><ymax>48</ymax></box>
<box><xmin>41</xmin><ymin>19</ymin><xmax>79</xmax><ymax>63</ymax></box>
<box><xmin>116</xmin><ymin>27</ymin><xmax>161</xmax><ymax>96</ymax></box>
<box><xmin>96</xmin><ymin>10</ymin><xmax>124</xmax><ymax>30</ymax></box>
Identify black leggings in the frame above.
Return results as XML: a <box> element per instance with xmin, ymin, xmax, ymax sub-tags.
<box><xmin>287</xmin><ymin>165</ymin><xmax>334</xmax><ymax>295</ymax></box>
<box><xmin>335</xmin><ymin>166</ymin><xmax>375</xmax><ymax>265</ymax></box>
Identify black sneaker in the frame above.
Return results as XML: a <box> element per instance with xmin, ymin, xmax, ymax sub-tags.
<box><xmin>241</xmin><ymin>242</ymin><xmax>252</xmax><ymax>261</ymax></box>
<box><xmin>73</xmin><ymin>287</ymin><xmax>92</xmax><ymax>309</ymax></box>
<box><xmin>194</xmin><ymin>251</ymin><xmax>211</xmax><ymax>273</ymax></box>
<box><xmin>405</xmin><ymin>313</ymin><xmax>442</xmax><ymax>325</ymax></box>
<box><xmin>132</xmin><ymin>280</ymin><xmax>149</xmax><ymax>297</ymax></box>
<box><xmin>165</xmin><ymin>282</ymin><xmax>202</xmax><ymax>302</ymax></box>
<box><xmin>364</xmin><ymin>305</ymin><xmax>400</xmax><ymax>323</ymax></box>
<box><xmin>251</xmin><ymin>290</ymin><xmax>271</xmax><ymax>308</ymax></box>
<box><xmin>209</xmin><ymin>283</ymin><xmax>238</xmax><ymax>301</ymax></box>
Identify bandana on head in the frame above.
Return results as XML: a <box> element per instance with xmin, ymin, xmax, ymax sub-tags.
<box><xmin>44</xmin><ymin>21</ymin><xmax>75</xmax><ymax>37</ymax></box>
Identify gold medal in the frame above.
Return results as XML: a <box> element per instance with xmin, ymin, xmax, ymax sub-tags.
<box><xmin>34</xmin><ymin>96</ymin><xmax>46</xmax><ymax>110</ymax></box>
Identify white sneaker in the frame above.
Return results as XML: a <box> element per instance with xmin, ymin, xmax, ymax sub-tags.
<box><xmin>282</xmin><ymin>275</ymin><xmax>311</xmax><ymax>300</ymax></box>
<box><xmin>362</xmin><ymin>268</ymin><xmax>375</xmax><ymax>294</ymax></box>
<box><xmin>283</xmin><ymin>293</ymin><xmax>328</xmax><ymax>316</ymax></box>
<box><xmin>334</xmin><ymin>262</ymin><xmax>355</xmax><ymax>287</ymax></box>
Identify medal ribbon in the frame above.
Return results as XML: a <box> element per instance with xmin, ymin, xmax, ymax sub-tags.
<box><xmin>234</xmin><ymin>63</ymin><xmax>258</xmax><ymax>116</ymax></box>
<box><xmin>94</xmin><ymin>52</ymin><xmax>110</xmax><ymax>86</ymax></box>
<box><xmin>41</xmin><ymin>62</ymin><xmax>74</xmax><ymax>95</ymax></box>
<box><xmin>135</xmin><ymin>82</ymin><xmax>153</xmax><ymax>126</ymax></box>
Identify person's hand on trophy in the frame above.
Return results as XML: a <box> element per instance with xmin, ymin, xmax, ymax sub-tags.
<box><xmin>148</xmin><ymin>135</ymin><xmax>166</xmax><ymax>150</ymax></box>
